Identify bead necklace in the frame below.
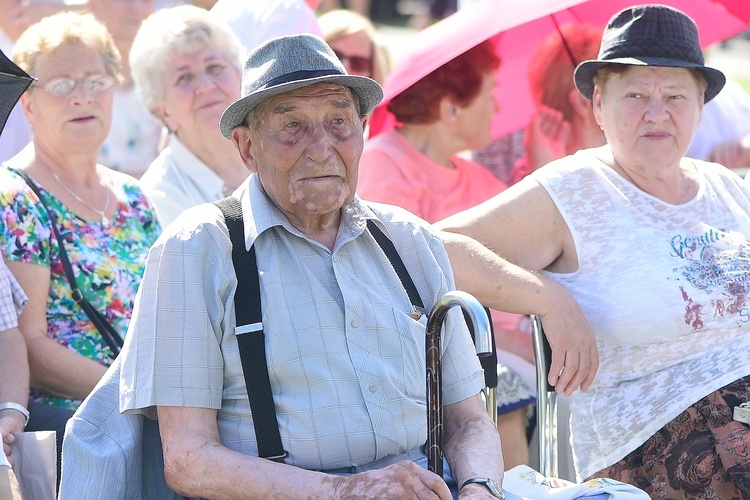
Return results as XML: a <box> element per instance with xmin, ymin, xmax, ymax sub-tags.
<box><xmin>48</xmin><ymin>167</ymin><xmax>111</xmax><ymax>225</ymax></box>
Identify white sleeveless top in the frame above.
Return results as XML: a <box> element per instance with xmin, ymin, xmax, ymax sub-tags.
<box><xmin>533</xmin><ymin>149</ymin><xmax>750</xmax><ymax>480</ymax></box>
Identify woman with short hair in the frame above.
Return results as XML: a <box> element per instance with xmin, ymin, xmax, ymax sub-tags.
<box><xmin>133</xmin><ymin>5</ymin><xmax>247</xmax><ymax>227</ymax></box>
<box><xmin>0</xmin><ymin>11</ymin><xmax>160</xmax><ymax>462</ymax></box>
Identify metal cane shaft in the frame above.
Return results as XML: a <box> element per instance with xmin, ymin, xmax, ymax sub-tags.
<box><xmin>426</xmin><ymin>291</ymin><xmax>492</xmax><ymax>477</ymax></box>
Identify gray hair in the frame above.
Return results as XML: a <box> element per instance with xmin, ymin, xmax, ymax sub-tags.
<box><xmin>129</xmin><ymin>5</ymin><xmax>244</xmax><ymax>123</ymax></box>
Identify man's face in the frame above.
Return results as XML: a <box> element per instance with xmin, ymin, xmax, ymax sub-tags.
<box><xmin>234</xmin><ymin>83</ymin><xmax>367</xmax><ymax>224</ymax></box>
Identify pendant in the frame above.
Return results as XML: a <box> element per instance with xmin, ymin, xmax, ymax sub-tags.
<box><xmin>101</xmin><ymin>216</ymin><xmax>108</xmax><ymax>227</ymax></box>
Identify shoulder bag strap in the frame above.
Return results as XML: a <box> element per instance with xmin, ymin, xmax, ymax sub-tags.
<box><xmin>214</xmin><ymin>196</ymin><xmax>287</xmax><ymax>462</ymax></box>
<box><xmin>13</xmin><ymin>167</ymin><xmax>123</xmax><ymax>357</ymax></box>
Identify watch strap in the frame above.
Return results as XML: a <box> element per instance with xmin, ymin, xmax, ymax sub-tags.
<box><xmin>0</xmin><ymin>402</ymin><xmax>29</xmax><ymax>428</ymax></box>
<box><xmin>460</xmin><ymin>477</ymin><xmax>505</xmax><ymax>499</ymax></box>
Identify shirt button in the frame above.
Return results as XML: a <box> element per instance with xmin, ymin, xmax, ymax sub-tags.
<box><xmin>369</xmin><ymin>385</ymin><xmax>377</xmax><ymax>393</ymax></box>
<box><xmin>351</xmin><ymin>320</ymin><xmax>358</xmax><ymax>328</ymax></box>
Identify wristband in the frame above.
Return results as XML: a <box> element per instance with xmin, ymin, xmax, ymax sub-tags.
<box><xmin>0</xmin><ymin>402</ymin><xmax>30</xmax><ymax>428</ymax></box>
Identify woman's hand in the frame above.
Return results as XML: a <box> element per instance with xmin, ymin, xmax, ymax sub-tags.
<box><xmin>538</xmin><ymin>284</ymin><xmax>599</xmax><ymax>396</ymax></box>
<box><xmin>0</xmin><ymin>412</ymin><xmax>24</xmax><ymax>467</ymax></box>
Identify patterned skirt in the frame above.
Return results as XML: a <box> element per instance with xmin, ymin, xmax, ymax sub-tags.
<box><xmin>588</xmin><ymin>376</ymin><xmax>750</xmax><ymax>499</ymax></box>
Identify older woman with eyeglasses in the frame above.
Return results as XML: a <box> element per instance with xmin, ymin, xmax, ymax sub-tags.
<box><xmin>0</xmin><ymin>11</ymin><xmax>160</xmax><ymax>461</ymax></box>
<box><xmin>133</xmin><ymin>5</ymin><xmax>247</xmax><ymax>228</ymax></box>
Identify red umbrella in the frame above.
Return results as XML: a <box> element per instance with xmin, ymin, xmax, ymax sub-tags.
<box><xmin>369</xmin><ymin>0</ymin><xmax>750</xmax><ymax>139</ymax></box>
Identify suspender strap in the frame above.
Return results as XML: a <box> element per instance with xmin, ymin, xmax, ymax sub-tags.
<box><xmin>366</xmin><ymin>219</ymin><xmax>425</xmax><ymax>311</ymax></box>
<box><xmin>214</xmin><ymin>201</ymin><xmax>444</xmax><ymax>463</ymax></box>
<box><xmin>215</xmin><ymin>197</ymin><xmax>287</xmax><ymax>462</ymax></box>
<box><xmin>367</xmin><ymin>220</ymin><xmax>497</xmax><ymax>388</ymax></box>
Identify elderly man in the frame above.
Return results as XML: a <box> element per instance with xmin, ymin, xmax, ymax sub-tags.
<box><xmin>116</xmin><ymin>34</ymin><xmax>503</xmax><ymax>499</ymax></box>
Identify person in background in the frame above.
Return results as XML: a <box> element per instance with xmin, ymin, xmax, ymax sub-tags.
<box><xmin>0</xmin><ymin>260</ymin><xmax>29</xmax><ymax>468</ymax></box>
<box><xmin>688</xmin><ymin>78</ymin><xmax>750</xmax><ymax>169</ymax></box>
<box><xmin>473</xmin><ymin>24</ymin><xmax>603</xmax><ymax>186</ymax></box>
<box><xmin>437</xmin><ymin>5</ymin><xmax>750</xmax><ymax>497</ymax></box>
<box><xmin>0</xmin><ymin>11</ymin><xmax>160</xmax><ymax>463</ymax></box>
<box><xmin>132</xmin><ymin>5</ymin><xmax>247</xmax><ymax>227</ymax></box>
<box><xmin>210</xmin><ymin>0</ymin><xmax>322</xmax><ymax>55</ymax></box>
<box><xmin>319</xmin><ymin>8</ymin><xmax>389</xmax><ymax>86</ymax></box>
<box><xmin>0</xmin><ymin>0</ymin><xmax>88</xmax><ymax>164</ymax></box>
<box><xmin>88</xmin><ymin>0</ymin><xmax>162</xmax><ymax>178</ymax></box>
<box><xmin>118</xmin><ymin>33</ymin><xmax>504</xmax><ymax>499</ymax></box>
<box><xmin>357</xmin><ymin>39</ymin><xmax>505</xmax><ymax>223</ymax></box>
<box><xmin>318</xmin><ymin>0</ymin><xmax>370</xmax><ymax>17</ymax></box>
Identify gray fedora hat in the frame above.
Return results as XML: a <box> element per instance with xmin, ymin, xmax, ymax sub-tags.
<box><xmin>220</xmin><ymin>33</ymin><xmax>384</xmax><ymax>139</ymax></box>
<box><xmin>574</xmin><ymin>5</ymin><xmax>725</xmax><ymax>103</ymax></box>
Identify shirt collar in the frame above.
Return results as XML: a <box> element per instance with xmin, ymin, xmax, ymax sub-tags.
<box><xmin>239</xmin><ymin>174</ymin><xmax>379</xmax><ymax>251</ymax></box>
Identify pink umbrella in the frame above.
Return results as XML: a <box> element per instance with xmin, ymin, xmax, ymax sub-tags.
<box><xmin>368</xmin><ymin>0</ymin><xmax>750</xmax><ymax>139</ymax></box>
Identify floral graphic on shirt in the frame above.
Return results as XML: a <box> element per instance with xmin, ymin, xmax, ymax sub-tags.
<box><xmin>673</xmin><ymin>229</ymin><xmax>750</xmax><ymax>330</ymax></box>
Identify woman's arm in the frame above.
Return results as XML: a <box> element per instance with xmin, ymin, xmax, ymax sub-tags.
<box><xmin>0</xmin><ymin>326</ymin><xmax>29</xmax><ymax>462</ymax></box>
<box><xmin>435</xmin><ymin>178</ymin><xmax>598</xmax><ymax>395</ymax></box>
<box><xmin>6</xmin><ymin>261</ymin><xmax>106</xmax><ymax>400</ymax></box>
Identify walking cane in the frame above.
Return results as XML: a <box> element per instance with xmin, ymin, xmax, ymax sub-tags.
<box><xmin>426</xmin><ymin>291</ymin><xmax>493</xmax><ymax>477</ymax></box>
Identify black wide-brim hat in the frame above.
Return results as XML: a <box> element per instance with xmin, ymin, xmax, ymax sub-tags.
<box><xmin>574</xmin><ymin>4</ymin><xmax>725</xmax><ymax>103</ymax></box>
<box><xmin>220</xmin><ymin>33</ymin><xmax>383</xmax><ymax>139</ymax></box>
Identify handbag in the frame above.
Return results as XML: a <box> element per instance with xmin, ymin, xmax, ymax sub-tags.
<box><xmin>12</xmin><ymin>168</ymin><xmax>123</xmax><ymax>357</ymax></box>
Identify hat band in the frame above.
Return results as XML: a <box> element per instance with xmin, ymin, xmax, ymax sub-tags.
<box><xmin>259</xmin><ymin>69</ymin><xmax>344</xmax><ymax>91</ymax></box>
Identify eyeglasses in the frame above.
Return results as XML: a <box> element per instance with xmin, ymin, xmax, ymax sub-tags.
<box><xmin>332</xmin><ymin>49</ymin><xmax>372</xmax><ymax>75</ymax></box>
<box><xmin>34</xmin><ymin>74</ymin><xmax>115</xmax><ymax>97</ymax></box>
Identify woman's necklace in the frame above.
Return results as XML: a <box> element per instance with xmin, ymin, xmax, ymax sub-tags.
<box><xmin>49</xmin><ymin>167</ymin><xmax>111</xmax><ymax>225</ymax></box>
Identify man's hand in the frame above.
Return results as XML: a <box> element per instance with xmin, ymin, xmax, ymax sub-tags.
<box><xmin>330</xmin><ymin>461</ymin><xmax>452</xmax><ymax>499</ymax></box>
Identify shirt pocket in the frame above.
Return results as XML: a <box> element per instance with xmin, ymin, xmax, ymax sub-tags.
<box><xmin>389</xmin><ymin>307</ymin><xmax>428</xmax><ymax>401</ymax></box>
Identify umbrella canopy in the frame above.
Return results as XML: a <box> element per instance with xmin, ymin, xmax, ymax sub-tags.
<box><xmin>369</xmin><ymin>0</ymin><xmax>750</xmax><ymax>139</ymax></box>
<box><xmin>0</xmin><ymin>49</ymin><xmax>33</xmax><ymax>137</ymax></box>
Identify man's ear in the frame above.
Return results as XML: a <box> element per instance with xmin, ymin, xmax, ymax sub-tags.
<box><xmin>231</xmin><ymin>126</ymin><xmax>257</xmax><ymax>172</ymax></box>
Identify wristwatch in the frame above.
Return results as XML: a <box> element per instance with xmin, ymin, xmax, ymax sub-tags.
<box><xmin>460</xmin><ymin>477</ymin><xmax>505</xmax><ymax>499</ymax></box>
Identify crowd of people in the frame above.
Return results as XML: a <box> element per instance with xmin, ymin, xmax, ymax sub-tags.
<box><xmin>1</xmin><ymin>1</ymin><xmax>750</xmax><ymax>499</ymax></box>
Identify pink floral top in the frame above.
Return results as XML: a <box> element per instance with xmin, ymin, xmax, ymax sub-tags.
<box><xmin>0</xmin><ymin>166</ymin><xmax>161</xmax><ymax>410</ymax></box>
